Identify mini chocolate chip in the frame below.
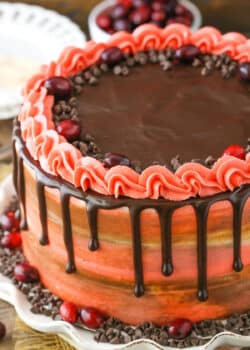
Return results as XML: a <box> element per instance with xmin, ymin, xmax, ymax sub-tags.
<box><xmin>99</xmin><ymin>63</ymin><xmax>109</xmax><ymax>72</ymax></box>
<box><xmin>74</xmin><ymin>76</ymin><xmax>85</xmax><ymax>85</ymax></box>
<box><xmin>69</xmin><ymin>97</ymin><xmax>78</xmax><ymax>107</ymax></box>
<box><xmin>91</xmin><ymin>66</ymin><xmax>102</xmax><ymax>77</ymax></box>
<box><xmin>83</xmin><ymin>71</ymin><xmax>92</xmax><ymax>80</ymax></box>
<box><xmin>201</xmin><ymin>67</ymin><xmax>211</xmax><ymax>77</ymax></box>
<box><xmin>113</xmin><ymin>65</ymin><xmax>122</xmax><ymax>75</ymax></box>
<box><xmin>74</xmin><ymin>85</ymin><xmax>83</xmax><ymax>94</ymax></box>
<box><xmin>205</xmin><ymin>61</ymin><xmax>214</xmax><ymax>71</ymax></box>
<box><xmin>166</xmin><ymin>48</ymin><xmax>174</xmax><ymax>60</ymax></box>
<box><xmin>126</xmin><ymin>57</ymin><xmax>135</xmax><ymax>67</ymax></box>
<box><xmin>158</xmin><ymin>53</ymin><xmax>167</xmax><ymax>62</ymax></box>
<box><xmin>161</xmin><ymin>60</ymin><xmax>173</xmax><ymax>71</ymax></box>
<box><xmin>122</xmin><ymin>66</ymin><xmax>129</xmax><ymax>76</ymax></box>
<box><xmin>88</xmin><ymin>77</ymin><xmax>99</xmax><ymax>86</ymax></box>
<box><xmin>149</xmin><ymin>54</ymin><xmax>158</xmax><ymax>64</ymax></box>
<box><xmin>192</xmin><ymin>58</ymin><xmax>202</xmax><ymax>67</ymax></box>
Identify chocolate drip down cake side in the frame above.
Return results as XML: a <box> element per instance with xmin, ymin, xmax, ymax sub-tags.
<box><xmin>10</xmin><ymin>23</ymin><xmax>250</xmax><ymax>345</ymax></box>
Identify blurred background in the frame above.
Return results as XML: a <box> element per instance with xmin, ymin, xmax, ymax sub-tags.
<box><xmin>3</xmin><ymin>0</ymin><xmax>250</xmax><ymax>35</ymax></box>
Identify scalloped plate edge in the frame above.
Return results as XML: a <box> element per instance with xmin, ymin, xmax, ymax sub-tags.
<box><xmin>1</xmin><ymin>275</ymin><xmax>250</xmax><ymax>350</ymax></box>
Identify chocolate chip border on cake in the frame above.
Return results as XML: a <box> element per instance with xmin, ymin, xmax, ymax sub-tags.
<box><xmin>50</xmin><ymin>45</ymin><xmax>245</xmax><ymax>174</ymax></box>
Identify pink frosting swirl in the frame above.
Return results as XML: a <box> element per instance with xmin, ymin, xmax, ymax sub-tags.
<box><xmin>19</xmin><ymin>24</ymin><xmax>250</xmax><ymax>201</ymax></box>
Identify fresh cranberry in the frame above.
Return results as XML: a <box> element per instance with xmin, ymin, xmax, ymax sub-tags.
<box><xmin>113</xmin><ymin>18</ymin><xmax>132</xmax><ymax>32</ymax></box>
<box><xmin>239</xmin><ymin>62</ymin><xmax>250</xmax><ymax>82</ymax></box>
<box><xmin>80</xmin><ymin>307</ymin><xmax>105</xmax><ymax>329</ymax></box>
<box><xmin>107</xmin><ymin>28</ymin><xmax>116</xmax><ymax>35</ymax></box>
<box><xmin>59</xmin><ymin>301</ymin><xmax>78</xmax><ymax>323</ymax></box>
<box><xmin>222</xmin><ymin>145</ymin><xmax>246</xmax><ymax>160</ymax></box>
<box><xmin>167</xmin><ymin>16</ymin><xmax>192</xmax><ymax>26</ymax></box>
<box><xmin>120</xmin><ymin>0</ymin><xmax>132</xmax><ymax>6</ymax></box>
<box><xmin>103</xmin><ymin>153</ymin><xmax>130</xmax><ymax>168</ymax></box>
<box><xmin>152</xmin><ymin>1</ymin><xmax>165</xmax><ymax>12</ymax></box>
<box><xmin>129</xmin><ymin>5</ymin><xmax>151</xmax><ymax>26</ymax></box>
<box><xmin>101</xmin><ymin>47</ymin><xmax>124</xmax><ymax>66</ymax></box>
<box><xmin>0</xmin><ymin>211</ymin><xmax>20</xmax><ymax>232</ymax></box>
<box><xmin>151</xmin><ymin>10</ymin><xmax>166</xmax><ymax>23</ymax></box>
<box><xmin>56</xmin><ymin>120</ymin><xmax>81</xmax><ymax>142</ymax></box>
<box><xmin>175</xmin><ymin>44</ymin><xmax>200</xmax><ymax>63</ymax></box>
<box><xmin>44</xmin><ymin>77</ymin><xmax>72</xmax><ymax>99</ymax></box>
<box><xmin>168</xmin><ymin>319</ymin><xmax>192</xmax><ymax>340</ymax></box>
<box><xmin>175</xmin><ymin>4</ymin><xmax>186</xmax><ymax>16</ymax></box>
<box><xmin>14</xmin><ymin>263</ymin><xmax>40</xmax><ymax>283</ymax></box>
<box><xmin>0</xmin><ymin>322</ymin><xmax>6</xmax><ymax>341</ymax></box>
<box><xmin>132</xmin><ymin>0</ymin><xmax>149</xmax><ymax>8</ymax></box>
<box><xmin>111</xmin><ymin>4</ymin><xmax>130</xmax><ymax>19</ymax></box>
<box><xmin>1</xmin><ymin>232</ymin><xmax>22</xmax><ymax>249</ymax></box>
<box><xmin>96</xmin><ymin>14</ymin><xmax>111</xmax><ymax>30</ymax></box>
<box><xmin>165</xmin><ymin>0</ymin><xmax>178</xmax><ymax>17</ymax></box>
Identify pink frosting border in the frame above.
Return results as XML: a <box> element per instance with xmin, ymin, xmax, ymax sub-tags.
<box><xmin>19</xmin><ymin>24</ymin><xmax>250</xmax><ymax>201</ymax></box>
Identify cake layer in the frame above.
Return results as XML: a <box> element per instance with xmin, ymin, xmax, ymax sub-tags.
<box><xmin>78</xmin><ymin>62</ymin><xmax>250</xmax><ymax>166</ymax></box>
<box><xmin>19</xmin><ymin>146</ymin><xmax>250</xmax><ymax>325</ymax></box>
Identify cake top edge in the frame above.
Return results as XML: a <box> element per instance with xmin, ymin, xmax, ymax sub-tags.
<box><xmin>17</xmin><ymin>24</ymin><xmax>250</xmax><ymax>201</ymax></box>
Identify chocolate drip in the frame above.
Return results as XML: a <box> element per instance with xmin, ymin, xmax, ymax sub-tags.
<box><xmin>159</xmin><ymin>209</ymin><xmax>174</xmax><ymax>276</ymax></box>
<box><xmin>12</xmin><ymin>141</ymin><xmax>18</xmax><ymax>193</ymax></box>
<box><xmin>130</xmin><ymin>207</ymin><xmax>144</xmax><ymax>297</ymax></box>
<box><xmin>231</xmin><ymin>187</ymin><xmax>250</xmax><ymax>272</ymax></box>
<box><xmin>17</xmin><ymin>152</ymin><xmax>27</xmax><ymax>230</ymax></box>
<box><xmin>12</xmin><ymin>121</ymin><xmax>250</xmax><ymax>301</ymax></box>
<box><xmin>36</xmin><ymin>176</ymin><xmax>49</xmax><ymax>245</ymax></box>
<box><xmin>194</xmin><ymin>201</ymin><xmax>209</xmax><ymax>302</ymax></box>
<box><xmin>60</xmin><ymin>186</ymin><xmax>76</xmax><ymax>273</ymax></box>
<box><xmin>86</xmin><ymin>202</ymin><xmax>99</xmax><ymax>251</ymax></box>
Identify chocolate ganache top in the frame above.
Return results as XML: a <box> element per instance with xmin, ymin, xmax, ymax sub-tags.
<box><xmin>77</xmin><ymin>63</ymin><xmax>250</xmax><ymax>168</ymax></box>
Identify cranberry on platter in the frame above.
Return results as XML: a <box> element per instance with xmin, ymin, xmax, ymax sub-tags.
<box><xmin>103</xmin><ymin>152</ymin><xmax>131</xmax><ymax>168</ymax></box>
<box><xmin>80</xmin><ymin>307</ymin><xmax>105</xmax><ymax>329</ymax></box>
<box><xmin>56</xmin><ymin>120</ymin><xmax>81</xmax><ymax>142</ymax></box>
<box><xmin>168</xmin><ymin>318</ymin><xmax>193</xmax><ymax>339</ymax></box>
<box><xmin>59</xmin><ymin>301</ymin><xmax>78</xmax><ymax>323</ymax></box>
<box><xmin>95</xmin><ymin>0</ymin><xmax>194</xmax><ymax>34</ymax></box>
<box><xmin>44</xmin><ymin>77</ymin><xmax>72</xmax><ymax>99</ymax></box>
<box><xmin>0</xmin><ymin>211</ymin><xmax>20</xmax><ymax>232</ymax></box>
<box><xmin>14</xmin><ymin>263</ymin><xmax>40</xmax><ymax>283</ymax></box>
<box><xmin>1</xmin><ymin>232</ymin><xmax>22</xmax><ymax>249</ymax></box>
<box><xmin>222</xmin><ymin>144</ymin><xmax>246</xmax><ymax>160</ymax></box>
<box><xmin>101</xmin><ymin>47</ymin><xmax>124</xmax><ymax>66</ymax></box>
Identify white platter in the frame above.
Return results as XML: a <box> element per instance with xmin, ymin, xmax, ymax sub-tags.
<box><xmin>0</xmin><ymin>2</ymin><xmax>86</xmax><ymax>120</ymax></box>
<box><xmin>0</xmin><ymin>176</ymin><xmax>250</xmax><ymax>350</ymax></box>
<box><xmin>0</xmin><ymin>273</ymin><xmax>250</xmax><ymax>350</ymax></box>
<box><xmin>88</xmin><ymin>0</ymin><xmax>202</xmax><ymax>42</ymax></box>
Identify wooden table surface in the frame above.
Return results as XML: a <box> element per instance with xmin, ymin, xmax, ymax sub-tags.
<box><xmin>1</xmin><ymin>0</ymin><xmax>250</xmax><ymax>348</ymax></box>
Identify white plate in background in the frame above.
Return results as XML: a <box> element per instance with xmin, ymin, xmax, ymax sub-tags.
<box><xmin>0</xmin><ymin>2</ymin><xmax>86</xmax><ymax>120</ymax></box>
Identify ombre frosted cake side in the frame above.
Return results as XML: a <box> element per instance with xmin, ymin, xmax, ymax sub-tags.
<box><xmin>13</xmin><ymin>24</ymin><xmax>250</xmax><ymax>327</ymax></box>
